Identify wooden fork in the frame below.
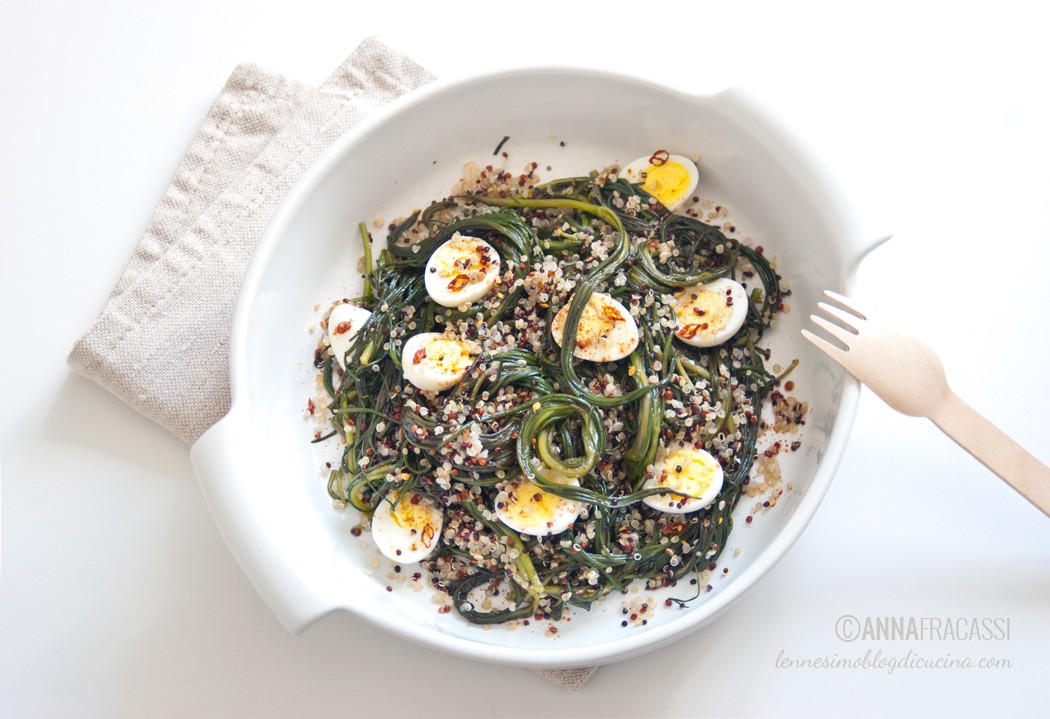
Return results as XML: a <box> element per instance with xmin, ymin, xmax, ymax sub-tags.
<box><xmin>802</xmin><ymin>290</ymin><xmax>1050</xmax><ymax>517</ymax></box>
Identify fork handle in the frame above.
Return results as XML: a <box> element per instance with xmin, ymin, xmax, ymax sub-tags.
<box><xmin>931</xmin><ymin>392</ymin><xmax>1050</xmax><ymax>518</ymax></box>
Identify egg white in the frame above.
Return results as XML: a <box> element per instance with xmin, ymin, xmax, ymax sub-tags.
<box><xmin>401</xmin><ymin>332</ymin><xmax>477</xmax><ymax>392</ymax></box>
<box><xmin>370</xmin><ymin>490</ymin><xmax>443</xmax><ymax>563</ymax></box>
<box><xmin>327</xmin><ymin>302</ymin><xmax>372</xmax><ymax>369</ymax></box>
<box><xmin>673</xmin><ymin>277</ymin><xmax>749</xmax><ymax>348</ymax></box>
<box><xmin>619</xmin><ymin>153</ymin><xmax>699</xmax><ymax>211</ymax></box>
<box><xmin>642</xmin><ymin>442</ymin><xmax>724</xmax><ymax>514</ymax></box>
<box><xmin>496</xmin><ymin>475</ymin><xmax>582</xmax><ymax>537</ymax></box>
<box><xmin>550</xmin><ymin>291</ymin><xmax>640</xmax><ymax>362</ymax></box>
<box><xmin>424</xmin><ymin>233</ymin><xmax>501</xmax><ymax>308</ymax></box>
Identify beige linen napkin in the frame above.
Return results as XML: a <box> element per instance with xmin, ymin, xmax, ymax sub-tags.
<box><xmin>68</xmin><ymin>36</ymin><xmax>595</xmax><ymax>691</ymax></box>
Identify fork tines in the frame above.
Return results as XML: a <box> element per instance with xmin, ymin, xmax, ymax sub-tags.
<box><xmin>802</xmin><ymin>290</ymin><xmax>867</xmax><ymax>356</ymax></box>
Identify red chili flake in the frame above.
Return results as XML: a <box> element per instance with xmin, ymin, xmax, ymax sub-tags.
<box><xmin>784</xmin><ymin>380</ymin><xmax>795</xmax><ymax>391</ymax></box>
<box><xmin>677</xmin><ymin>324</ymin><xmax>701</xmax><ymax>339</ymax></box>
<box><xmin>306</xmin><ymin>398</ymin><xmax>316</xmax><ymax>415</ymax></box>
<box><xmin>412</xmin><ymin>348</ymin><xmax>427</xmax><ymax>364</ymax></box>
<box><xmin>662</xmin><ymin>521</ymin><xmax>686</xmax><ymax>536</ymax></box>
<box><xmin>602</xmin><ymin>304</ymin><xmax>625</xmax><ymax>322</ymax></box>
<box><xmin>333</xmin><ymin>321</ymin><xmax>353</xmax><ymax>335</ymax></box>
<box><xmin>648</xmin><ymin>149</ymin><xmax>670</xmax><ymax>165</ymax></box>
<box><xmin>447</xmin><ymin>274</ymin><xmax>470</xmax><ymax>292</ymax></box>
<box><xmin>421</xmin><ymin>524</ymin><xmax>435</xmax><ymax>548</ymax></box>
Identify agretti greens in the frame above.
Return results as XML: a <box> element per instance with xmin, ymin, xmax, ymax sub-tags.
<box><xmin>315</xmin><ymin>164</ymin><xmax>790</xmax><ymax>624</ymax></box>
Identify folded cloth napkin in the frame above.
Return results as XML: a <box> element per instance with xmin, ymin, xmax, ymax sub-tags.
<box><xmin>67</xmin><ymin>36</ymin><xmax>595</xmax><ymax>691</ymax></box>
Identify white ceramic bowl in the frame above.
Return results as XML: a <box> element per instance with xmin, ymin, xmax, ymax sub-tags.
<box><xmin>191</xmin><ymin>68</ymin><xmax>877</xmax><ymax>668</ymax></box>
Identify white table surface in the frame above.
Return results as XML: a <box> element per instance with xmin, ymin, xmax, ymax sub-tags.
<box><xmin>3</xmin><ymin>1</ymin><xmax>1048</xmax><ymax>716</ymax></box>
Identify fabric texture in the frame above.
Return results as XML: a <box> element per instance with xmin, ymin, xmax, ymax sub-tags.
<box><xmin>533</xmin><ymin>666</ymin><xmax>598</xmax><ymax>690</ymax></box>
<box><xmin>67</xmin><ymin>37</ymin><xmax>595</xmax><ymax>690</ymax></box>
<box><xmin>69</xmin><ymin>37</ymin><xmax>433</xmax><ymax>443</ymax></box>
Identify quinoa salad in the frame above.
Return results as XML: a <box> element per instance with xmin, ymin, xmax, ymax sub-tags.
<box><xmin>306</xmin><ymin>151</ymin><xmax>807</xmax><ymax>627</ymax></box>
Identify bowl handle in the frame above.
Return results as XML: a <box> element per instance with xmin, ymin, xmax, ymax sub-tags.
<box><xmin>190</xmin><ymin>412</ymin><xmax>331</xmax><ymax>633</ymax></box>
<box><xmin>845</xmin><ymin>232</ymin><xmax>892</xmax><ymax>285</ymax></box>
